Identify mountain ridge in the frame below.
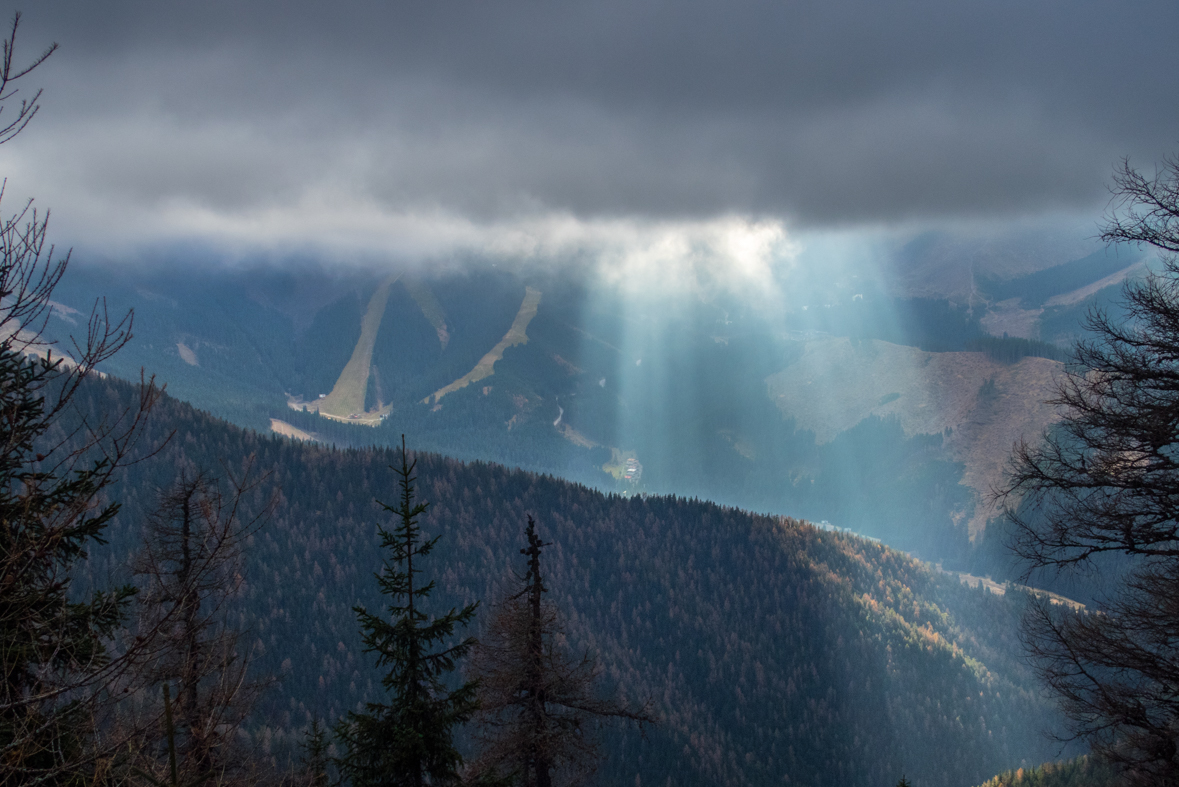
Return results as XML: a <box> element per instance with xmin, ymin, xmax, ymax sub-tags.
<box><xmin>63</xmin><ymin>373</ymin><xmax>1078</xmax><ymax>786</ymax></box>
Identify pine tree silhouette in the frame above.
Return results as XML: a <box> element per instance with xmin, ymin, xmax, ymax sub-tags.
<box><xmin>336</xmin><ymin>437</ymin><xmax>479</xmax><ymax>787</ymax></box>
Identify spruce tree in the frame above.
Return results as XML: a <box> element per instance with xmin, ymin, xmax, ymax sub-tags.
<box><xmin>336</xmin><ymin>437</ymin><xmax>478</xmax><ymax>787</ymax></box>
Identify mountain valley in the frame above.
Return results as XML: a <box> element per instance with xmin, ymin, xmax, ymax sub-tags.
<box><xmin>47</xmin><ymin>236</ymin><xmax>1151</xmax><ymax>574</ymax></box>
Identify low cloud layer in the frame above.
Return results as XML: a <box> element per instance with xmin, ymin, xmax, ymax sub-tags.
<box><xmin>6</xmin><ymin>1</ymin><xmax>1178</xmax><ymax>264</ymax></box>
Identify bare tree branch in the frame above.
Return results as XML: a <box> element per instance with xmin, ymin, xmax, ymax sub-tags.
<box><xmin>468</xmin><ymin>517</ymin><xmax>653</xmax><ymax>787</ymax></box>
<box><xmin>126</xmin><ymin>463</ymin><xmax>276</xmax><ymax>787</ymax></box>
<box><xmin>999</xmin><ymin>155</ymin><xmax>1179</xmax><ymax>783</ymax></box>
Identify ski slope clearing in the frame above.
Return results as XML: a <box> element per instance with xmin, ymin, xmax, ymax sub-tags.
<box><xmin>308</xmin><ymin>273</ymin><xmax>399</xmax><ymax>424</ymax></box>
<box><xmin>269</xmin><ymin>418</ymin><xmax>316</xmax><ymax>442</ymax></box>
<box><xmin>1043</xmin><ymin>261</ymin><xmax>1145</xmax><ymax>307</ymax></box>
<box><xmin>426</xmin><ymin>286</ymin><xmax>541</xmax><ymax>404</ymax></box>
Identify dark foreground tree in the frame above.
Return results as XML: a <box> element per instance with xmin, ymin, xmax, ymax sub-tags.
<box><xmin>131</xmin><ymin>467</ymin><xmax>273</xmax><ymax>785</ymax></box>
<box><xmin>1002</xmin><ymin>154</ymin><xmax>1179</xmax><ymax>784</ymax></box>
<box><xmin>298</xmin><ymin>717</ymin><xmax>331</xmax><ymax>787</ymax></box>
<box><xmin>0</xmin><ymin>13</ymin><xmax>162</xmax><ymax>784</ymax></box>
<box><xmin>468</xmin><ymin>517</ymin><xmax>652</xmax><ymax>787</ymax></box>
<box><xmin>335</xmin><ymin>438</ymin><xmax>478</xmax><ymax>787</ymax></box>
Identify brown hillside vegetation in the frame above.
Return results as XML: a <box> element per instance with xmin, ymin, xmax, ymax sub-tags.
<box><xmin>766</xmin><ymin>337</ymin><xmax>1061</xmax><ymax>538</ymax></box>
<box><xmin>971</xmin><ymin>756</ymin><xmax>1118</xmax><ymax>787</ymax></box>
<box><xmin>980</xmin><ymin>299</ymin><xmax>1043</xmax><ymax>340</ymax></box>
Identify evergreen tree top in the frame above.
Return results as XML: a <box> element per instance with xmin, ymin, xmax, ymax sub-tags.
<box><xmin>337</xmin><ymin>436</ymin><xmax>479</xmax><ymax>787</ymax></box>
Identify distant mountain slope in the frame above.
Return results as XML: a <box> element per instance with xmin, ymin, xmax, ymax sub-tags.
<box><xmin>767</xmin><ymin>337</ymin><xmax>1062</xmax><ymax>538</ymax></box>
<box><xmin>975</xmin><ymin>244</ymin><xmax>1151</xmax><ymax>348</ymax></box>
<box><xmin>886</xmin><ymin>227</ymin><xmax>1101</xmax><ymax>301</ymax></box>
<box><xmin>44</xmin><ymin>244</ymin><xmax>1138</xmax><ymax>569</ymax></box>
<box><xmin>69</xmin><ymin>376</ymin><xmax>1075</xmax><ymax>787</ymax></box>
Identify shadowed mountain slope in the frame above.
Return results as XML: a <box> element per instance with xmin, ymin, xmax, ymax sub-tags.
<box><xmin>65</xmin><ymin>376</ymin><xmax>1078</xmax><ymax>787</ymax></box>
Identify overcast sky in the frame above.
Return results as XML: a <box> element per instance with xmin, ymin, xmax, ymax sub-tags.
<box><xmin>4</xmin><ymin>1</ymin><xmax>1178</xmax><ymax>275</ymax></box>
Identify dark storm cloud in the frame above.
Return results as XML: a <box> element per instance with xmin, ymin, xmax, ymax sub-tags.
<box><xmin>7</xmin><ymin>0</ymin><xmax>1179</xmax><ymax>247</ymax></box>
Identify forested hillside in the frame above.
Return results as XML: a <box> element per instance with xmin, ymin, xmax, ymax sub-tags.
<box><xmin>64</xmin><ymin>376</ymin><xmax>1076</xmax><ymax>786</ymax></box>
<box><xmin>972</xmin><ymin>756</ymin><xmax>1118</xmax><ymax>787</ymax></box>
